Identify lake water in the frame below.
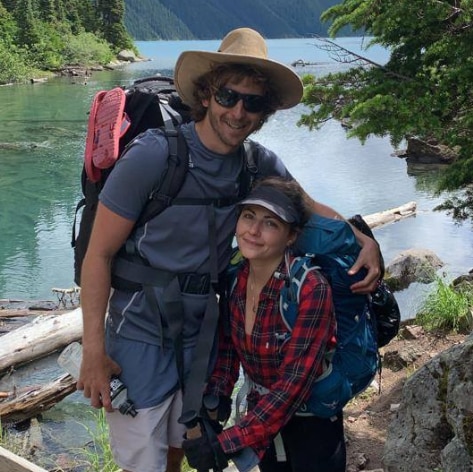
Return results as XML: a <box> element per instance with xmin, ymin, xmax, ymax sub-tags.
<box><xmin>1</xmin><ymin>36</ymin><xmax>473</xmax><ymax>468</ymax></box>
<box><xmin>1</xmin><ymin>37</ymin><xmax>473</xmax><ymax>322</ymax></box>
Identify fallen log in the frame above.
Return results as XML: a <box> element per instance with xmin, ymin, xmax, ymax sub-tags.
<box><xmin>0</xmin><ymin>374</ymin><xmax>76</xmax><ymax>424</ymax></box>
<box><xmin>0</xmin><ymin>308</ymin><xmax>82</xmax><ymax>374</ymax></box>
<box><xmin>0</xmin><ymin>445</ymin><xmax>48</xmax><ymax>472</ymax></box>
<box><xmin>0</xmin><ymin>308</ymin><xmax>70</xmax><ymax>319</ymax></box>
<box><xmin>362</xmin><ymin>201</ymin><xmax>416</xmax><ymax>229</ymax></box>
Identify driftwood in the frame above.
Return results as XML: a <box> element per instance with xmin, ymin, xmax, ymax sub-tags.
<box><xmin>362</xmin><ymin>201</ymin><xmax>417</xmax><ymax>229</ymax></box>
<box><xmin>0</xmin><ymin>308</ymin><xmax>70</xmax><ymax>319</ymax></box>
<box><xmin>0</xmin><ymin>374</ymin><xmax>76</xmax><ymax>424</ymax></box>
<box><xmin>0</xmin><ymin>445</ymin><xmax>48</xmax><ymax>472</ymax></box>
<box><xmin>0</xmin><ymin>308</ymin><xmax>82</xmax><ymax>375</ymax></box>
<box><xmin>0</xmin><ymin>309</ymin><xmax>82</xmax><ymax>423</ymax></box>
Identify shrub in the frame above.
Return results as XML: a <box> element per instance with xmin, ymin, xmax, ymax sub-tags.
<box><xmin>0</xmin><ymin>43</ymin><xmax>33</xmax><ymax>84</ymax></box>
<box><xmin>62</xmin><ymin>32</ymin><xmax>114</xmax><ymax>66</ymax></box>
<box><xmin>417</xmin><ymin>277</ymin><xmax>473</xmax><ymax>333</ymax></box>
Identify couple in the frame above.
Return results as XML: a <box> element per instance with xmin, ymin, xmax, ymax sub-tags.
<box><xmin>77</xmin><ymin>27</ymin><xmax>381</xmax><ymax>472</ymax></box>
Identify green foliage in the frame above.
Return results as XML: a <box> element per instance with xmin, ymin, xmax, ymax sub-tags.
<box><xmin>302</xmin><ymin>1</ymin><xmax>473</xmax><ymax>219</ymax></box>
<box><xmin>434</xmin><ymin>186</ymin><xmax>473</xmax><ymax>222</ymax></box>
<box><xmin>97</xmin><ymin>0</ymin><xmax>134</xmax><ymax>51</ymax></box>
<box><xmin>0</xmin><ymin>42</ymin><xmax>35</xmax><ymax>84</ymax></box>
<box><xmin>0</xmin><ymin>3</ymin><xmax>17</xmax><ymax>44</ymax></box>
<box><xmin>79</xmin><ymin>409</ymin><xmax>121</xmax><ymax>472</ymax></box>
<box><xmin>417</xmin><ymin>277</ymin><xmax>473</xmax><ymax>334</ymax></box>
<box><xmin>0</xmin><ymin>0</ymin><xmax>133</xmax><ymax>81</ymax></box>
<box><xmin>62</xmin><ymin>32</ymin><xmax>114</xmax><ymax>66</ymax></box>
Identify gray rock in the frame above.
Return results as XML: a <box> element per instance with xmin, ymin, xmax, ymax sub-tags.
<box><xmin>384</xmin><ymin>334</ymin><xmax>473</xmax><ymax>471</ymax></box>
<box><xmin>385</xmin><ymin>248</ymin><xmax>444</xmax><ymax>290</ymax></box>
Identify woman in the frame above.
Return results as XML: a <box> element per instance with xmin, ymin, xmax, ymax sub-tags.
<box><xmin>194</xmin><ymin>177</ymin><xmax>346</xmax><ymax>472</ymax></box>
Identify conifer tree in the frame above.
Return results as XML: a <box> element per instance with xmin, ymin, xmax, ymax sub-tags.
<box><xmin>302</xmin><ymin>0</ymin><xmax>473</xmax><ymax>221</ymax></box>
<box><xmin>96</xmin><ymin>0</ymin><xmax>133</xmax><ymax>50</ymax></box>
<box><xmin>14</xmin><ymin>0</ymin><xmax>41</xmax><ymax>47</ymax></box>
<box><xmin>38</xmin><ymin>0</ymin><xmax>57</xmax><ymax>23</ymax></box>
<box><xmin>2</xmin><ymin>0</ymin><xmax>15</xmax><ymax>12</ymax></box>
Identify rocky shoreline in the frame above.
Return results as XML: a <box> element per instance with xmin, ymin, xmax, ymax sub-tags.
<box><xmin>344</xmin><ymin>326</ymin><xmax>471</xmax><ymax>472</ymax></box>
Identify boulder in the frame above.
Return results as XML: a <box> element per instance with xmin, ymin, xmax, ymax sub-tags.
<box><xmin>117</xmin><ymin>49</ymin><xmax>137</xmax><ymax>62</ymax></box>
<box><xmin>404</xmin><ymin>137</ymin><xmax>459</xmax><ymax>164</ymax></box>
<box><xmin>385</xmin><ymin>248</ymin><xmax>444</xmax><ymax>290</ymax></box>
<box><xmin>383</xmin><ymin>334</ymin><xmax>473</xmax><ymax>472</ymax></box>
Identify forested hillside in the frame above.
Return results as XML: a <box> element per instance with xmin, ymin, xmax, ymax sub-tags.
<box><xmin>0</xmin><ymin>0</ymin><xmax>347</xmax><ymax>84</ymax></box>
<box><xmin>124</xmin><ymin>0</ymin><xmax>344</xmax><ymax>40</ymax></box>
<box><xmin>0</xmin><ymin>0</ymin><xmax>134</xmax><ymax>83</ymax></box>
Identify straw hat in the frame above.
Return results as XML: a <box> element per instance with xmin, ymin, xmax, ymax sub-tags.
<box><xmin>174</xmin><ymin>28</ymin><xmax>303</xmax><ymax>110</ymax></box>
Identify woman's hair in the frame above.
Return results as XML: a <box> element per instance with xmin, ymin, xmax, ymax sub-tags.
<box><xmin>249</xmin><ymin>177</ymin><xmax>312</xmax><ymax>231</ymax></box>
<box><xmin>191</xmin><ymin>63</ymin><xmax>281</xmax><ymax>126</ymax></box>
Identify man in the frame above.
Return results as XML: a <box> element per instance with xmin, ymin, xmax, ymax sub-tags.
<box><xmin>77</xmin><ymin>27</ymin><xmax>381</xmax><ymax>472</ymax></box>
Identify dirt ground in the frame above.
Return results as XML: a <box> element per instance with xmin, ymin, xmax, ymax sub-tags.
<box><xmin>344</xmin><ymin>327</ymin><xmax>468</xmax><ymax>472</ymax></box>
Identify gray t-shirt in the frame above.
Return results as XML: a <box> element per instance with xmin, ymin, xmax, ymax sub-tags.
<box><xmin>99</xmin><ymin>122</ymin><xmax>292</xmax><ymax>407</ymax></box>
<box><xmin>100</xmin><ymin>122</ymin><xmax>291</xmax><ymax>345</ymax></box>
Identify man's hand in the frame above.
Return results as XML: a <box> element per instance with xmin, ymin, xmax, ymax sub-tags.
<box><xmin>348</xmin><ymin>233</ymin><xmax>381</xmax><ymax>293</ymax></box>
<box><xmin>76</xmin><ymin>349</ymin><xmax>121</xmax><ymax>412</ymax></box>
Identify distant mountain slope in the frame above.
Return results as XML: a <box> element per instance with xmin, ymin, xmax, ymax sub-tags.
<box><xmin>124</xmin><ymin>0</ymin><xmax>341</xmax><ymax>40</ymax></box>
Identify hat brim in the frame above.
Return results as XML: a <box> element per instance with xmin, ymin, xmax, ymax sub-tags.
<box><xmin>239</xmin><ymin>198</ymin><xmax>296</xmax><ymax>223</ymax></box>
<box><xmin>174</xmin><ymin>50</ymin><xmax>303</xmax><ymax>110</ymax></box>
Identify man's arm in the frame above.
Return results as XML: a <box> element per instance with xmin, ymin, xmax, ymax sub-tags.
<box><xmin>307</xmin><ymin>198</ymin><xmax>381</xmax><ymax>294</ymax></box>
<box><xmin>77</xmin><ymin>202</ymin><xmax>135</xmax><ymax>412</ymax></box>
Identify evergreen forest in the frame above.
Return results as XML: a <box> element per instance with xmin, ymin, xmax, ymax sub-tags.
<box><xmin>0</xmin><ymin>0</ymin><xmax>339</xmax><ymax>84</ymax></box>
<box><xmin>0</xmin><ymin>0</ymin><xmax>134</xmax><ymax>84</ymax></box>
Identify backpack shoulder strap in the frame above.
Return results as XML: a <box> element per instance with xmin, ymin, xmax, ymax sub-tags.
<box><xmin>134</xmin><ymin>128</ymin><xmax>189</xmax><ymax>227</ymax></box>
<box><xmin>279</xmin><ymin>256</ymin><xmax>318</xmax><ymax>331</ymax></box>
<box><xmin>240</xmin><ymin>139</ymin><xmax>259</xmax><ymax>197</ymax></box>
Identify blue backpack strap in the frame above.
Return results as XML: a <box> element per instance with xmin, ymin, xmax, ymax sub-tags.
<box><xmin>279</xmin><ymin>256</ymin><xmax>318</xmax><ymax>331</ymax></box>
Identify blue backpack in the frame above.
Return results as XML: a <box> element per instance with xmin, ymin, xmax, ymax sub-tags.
<box><xmin>231</xmin><ymin>214</ymin><xmax>381</xmax><ymax>418</ymax></box>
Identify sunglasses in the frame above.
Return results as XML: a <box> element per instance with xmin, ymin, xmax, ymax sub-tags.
<box><xmin>214</xmin><ymin>87</ymin><xmax>268</xmax><ymax>114</ymax></box>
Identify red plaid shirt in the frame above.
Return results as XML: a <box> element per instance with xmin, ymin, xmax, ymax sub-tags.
<box><xmin>207</xmin><ymin>258</ymin><xmax>336</xmax><ymax>456</ymax></box>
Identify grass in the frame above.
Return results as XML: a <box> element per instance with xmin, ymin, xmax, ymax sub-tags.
<box><xmin>416</xmin><ymin>276</ymin><xmax>473</xmax><ymax>334</ymax></box>
<box><xmin>0</xmin><ymin>418</ymin><xmax>22</xmax><ymax>455</ymax></box>
<box><xmin>1</xmin><ymin>410</ymin><xmax>194</xmax><ymax>472</ymax></box>
<box><xmin>78</xmin><ymin>409</ymin><xmax>194</xmax><ymax>472</ymax></box>
<box><xmin>78</xmin><ymin>409</ymin><xmax>121</xmax><ymax>472</ymax></box>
